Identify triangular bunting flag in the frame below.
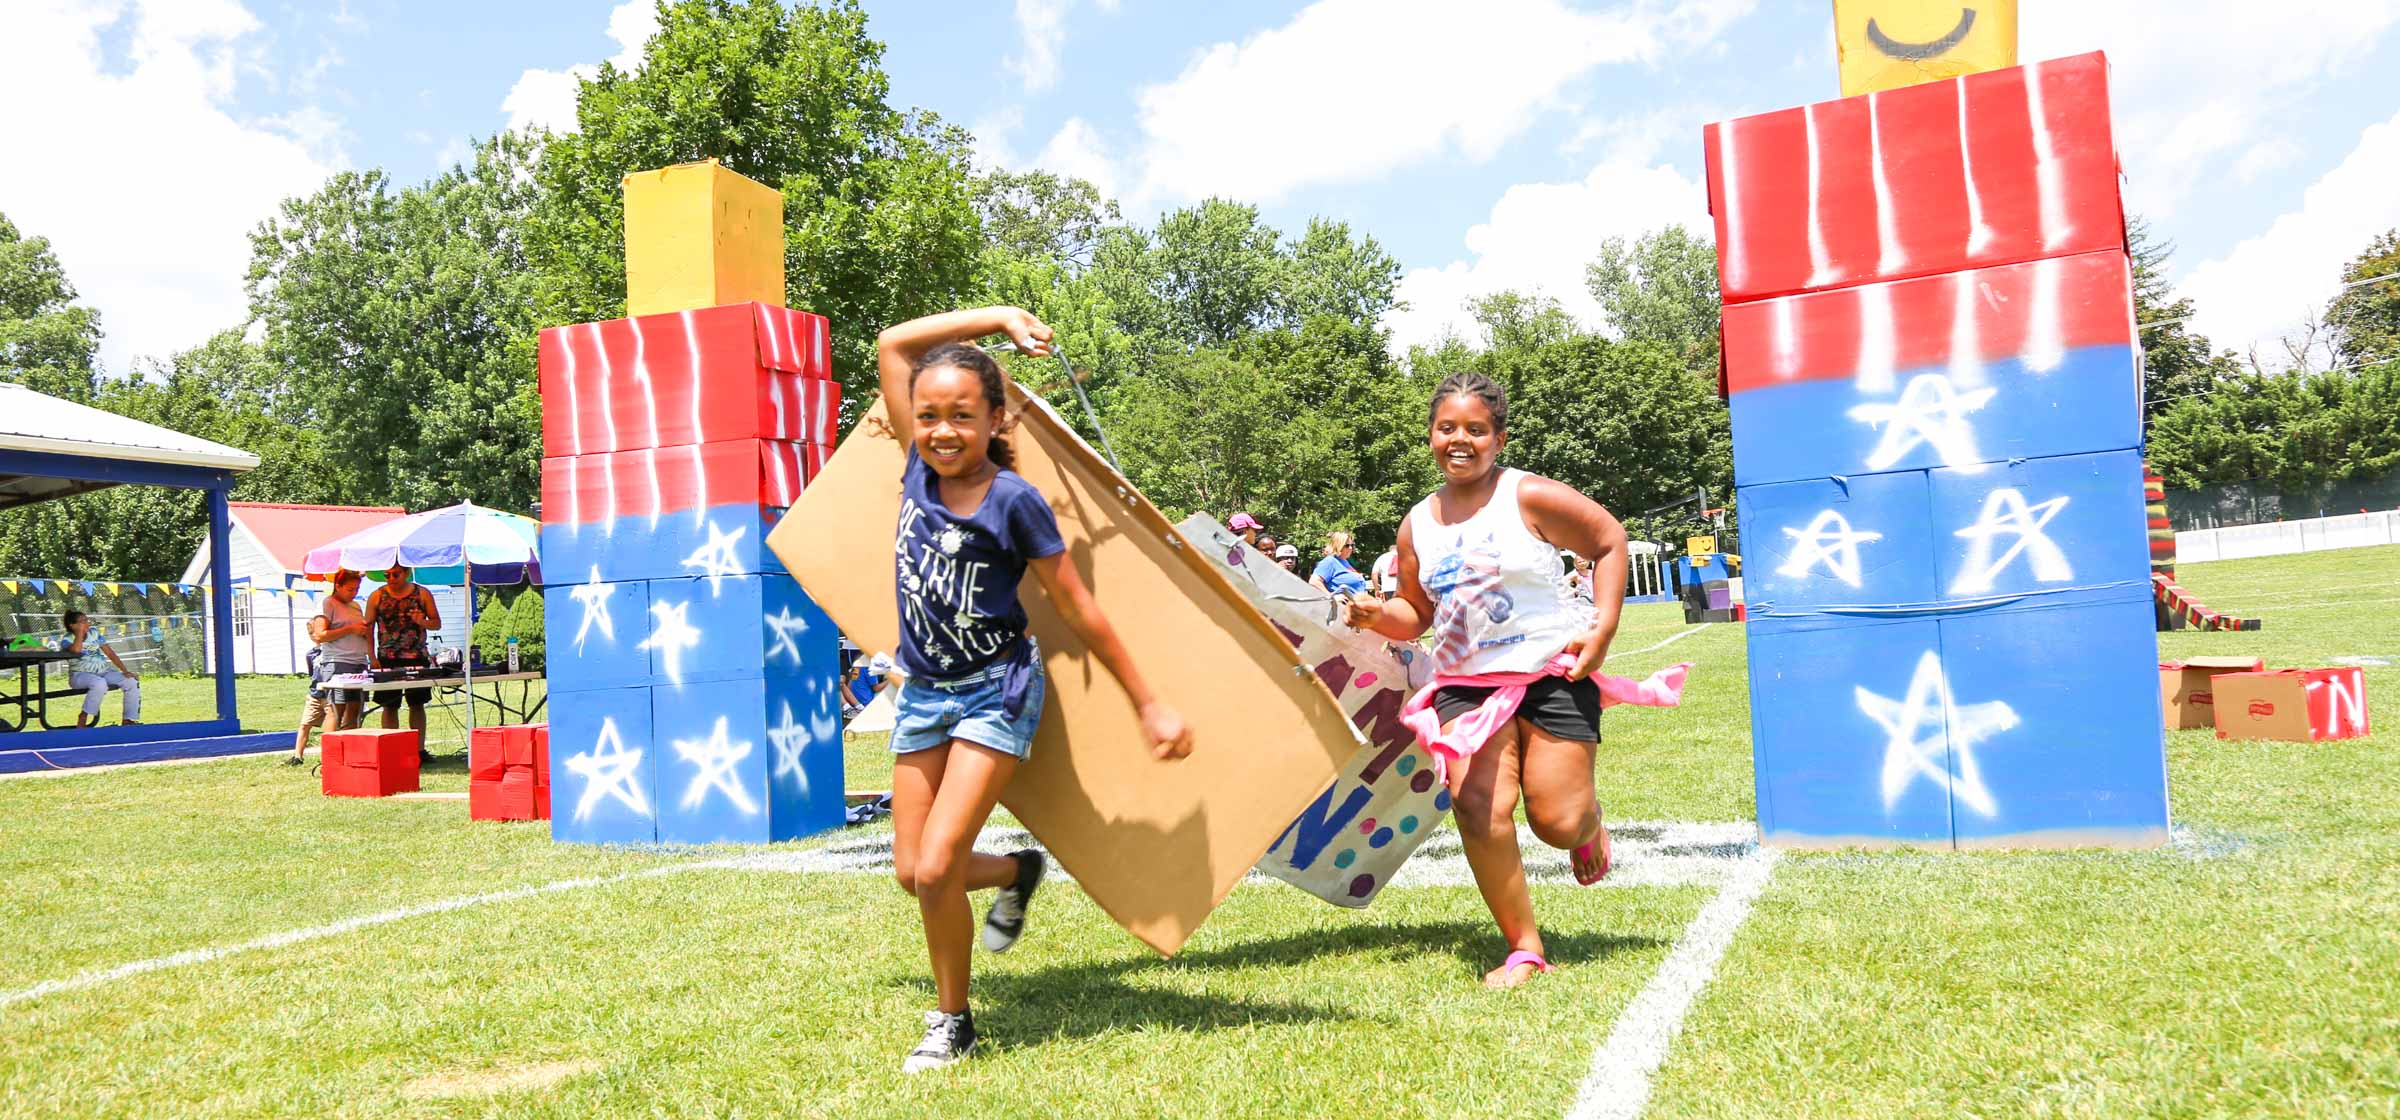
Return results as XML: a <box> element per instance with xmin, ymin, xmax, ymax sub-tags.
<box><xmin>0</xmin><ymin>580</ymin><xmax>15</xmax><ymax>594</ymax></box>
<box><xmin>99</xmin><ymin>582</ymin><xmax>119</xmax><ymax>595</ymax></box>
<box><xmin>77</xmin><ymin>581</ymin><xmax>94</xmax><ymax>595</ymax></box>
<box><xmin>31</xmin><ymin>580</ymin><xmax>47</xmax><ymax>594</ymax></box>
<box><xmin>133</xmin><ymin>583</ymin><xmax>149</xmax><ymax>595</ymax></box>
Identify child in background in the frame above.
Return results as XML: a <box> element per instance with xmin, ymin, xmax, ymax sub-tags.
<box><xmin>875</xmin><ymin>305</ymin><xmax>1194</xmax><ymax>1073</ymax></box>
<box><xmin>1274</xmin><ymin>542</ymin><xmax>1300</xmax><ymax>572</ymax></box>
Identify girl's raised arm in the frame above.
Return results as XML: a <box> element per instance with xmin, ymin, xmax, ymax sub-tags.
<box><xmin>1027</xmin><ymin>552</ymin><xmax>1194</xmax><ymax>760</ymax></box>
<box><xmin>875</xmin><ymin>307</ymin><xmax>1053</xmax><ymax>445</ymax></box>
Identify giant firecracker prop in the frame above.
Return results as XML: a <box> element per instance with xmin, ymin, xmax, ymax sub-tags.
<box><xmin>1708</xmin><ymin>52</ymin><xmax>2171</xmax><ymax>848</ymax></box>
<box><xmin>770</xmin><ymin>393</ymin><xmax>1366</xmax><ymax>955</ymax></box>
<box><xmin>538</xmin><ymin>160</ymin><xmax>847</xmax><ymax>846</ymax></box>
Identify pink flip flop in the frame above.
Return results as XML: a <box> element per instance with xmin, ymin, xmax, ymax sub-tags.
<box><xmin>1571</xmin><ymin>814</ymin><xmax>1613</xmax><ymax>886</ymax></box>
<box><xmin>1493</xmin><ymin>949</ymin><xmax>1554</xmax><ymax>986</ymax></box>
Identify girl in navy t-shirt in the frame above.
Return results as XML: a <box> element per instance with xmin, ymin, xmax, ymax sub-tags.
<box><xmin>876</xmin><ymin>305</ymin><xmax>1194</xmax><ymax>1074</ymax></box>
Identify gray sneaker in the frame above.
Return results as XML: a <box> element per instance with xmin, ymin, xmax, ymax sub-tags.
<box><xmin>901</xmin><ymin>1010</ymin><xmax>977</xmax><ymax>1073</ymax></box>
<box><xmin>982</xmin><ymin>849</ymin><xmax>1046</xmax><ymax>953</ymax></box>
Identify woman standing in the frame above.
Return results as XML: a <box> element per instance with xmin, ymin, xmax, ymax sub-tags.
<box><xmin>1344</xmin><ymin>370</ymin><xmax>1630</xmax><ymax>988</ymax></box>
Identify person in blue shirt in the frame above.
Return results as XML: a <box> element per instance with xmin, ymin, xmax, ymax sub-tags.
<box><xmin>876</xmin><ymin>305</ymin><xmax>1194</xmax><ymax>1074</ymax></box>
<box><xmin>1310</xmin><ymin>531</ymin><xmax>1373</xmax><ymax>597</ymax></box>
<box><xmin>61</xmin><ymin>611</ymin><xmax>139</xmax><ymax>726</ymax></box>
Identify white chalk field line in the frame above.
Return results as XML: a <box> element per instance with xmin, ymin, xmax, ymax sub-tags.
<box><xmin>1565</xmin><ymin>845</ymin><xmax>1784</xmax><ymax>1120</ymax></box>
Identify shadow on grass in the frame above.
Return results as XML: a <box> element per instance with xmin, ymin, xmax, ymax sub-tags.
<box><xmin>897</xmin><ymin>920</ymin><xmax>1667</xmax><ymax>1051</ymax></box>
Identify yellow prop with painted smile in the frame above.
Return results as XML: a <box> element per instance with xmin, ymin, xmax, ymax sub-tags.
<box><xmin>1832</xmin><ymin>0</ymin><xmax>2018</xmax><ymax>96</ymax></box>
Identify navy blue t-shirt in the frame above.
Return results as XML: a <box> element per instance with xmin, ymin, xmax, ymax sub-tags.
<box><xmin>893</xmin><ymin>449</ymin><xmax>1065</xmax><ymax>682</ymax></box>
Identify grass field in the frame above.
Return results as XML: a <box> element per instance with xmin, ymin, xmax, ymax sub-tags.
<box><xmin>2</xmin><ymin>547</ymin><xmax>2394</xmax><ymax>1117</ymax></box>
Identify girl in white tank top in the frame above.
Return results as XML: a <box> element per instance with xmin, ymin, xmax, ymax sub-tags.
<box><xmin>1408</xmin><ymin>468</ymin><xmax>1579</xmax><ymax>678</ymax></box>
<box><xmin>1345</xmin><ymin>369</ymin><xmax>1644</xmax><ymax>989</ymax></box>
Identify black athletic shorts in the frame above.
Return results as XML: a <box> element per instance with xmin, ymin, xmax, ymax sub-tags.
<box><xmin>1432</xmin><ymin>674</ymin><xmax>1602</xmax><ymax>744</ymax></box>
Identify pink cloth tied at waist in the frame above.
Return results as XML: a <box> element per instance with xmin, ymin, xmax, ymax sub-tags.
<box><xmin>1399</xmin><ymin>652</ymin><xmax>1692</xmax><ymax>780</ymax></box>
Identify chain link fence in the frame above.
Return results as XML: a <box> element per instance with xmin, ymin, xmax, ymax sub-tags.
<box><xmin>2164</xmin><ymin>472</ymin><xmax>2400</xmax><ymax>532</ymax></box>
<box><xmin>0</xmin><ymin>579</ymin><xmax>210</xmax><ymax>676</ymax></box>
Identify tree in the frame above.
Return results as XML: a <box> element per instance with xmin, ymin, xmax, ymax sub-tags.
<box><xmin>0</xmin><ymin>211</ymin><xmax>102</xmax><ymax>401</ymax></box>
<box><xmin>525</xmin><ymin>0</ymin><xmax>984</xmax><ymax>422</ymax></box>
<box><xmin>2325</xmin><ymin>229</ymin><xmax>2400</xmax><ymax>369</ymax></box>
<box><xmin>0</xmin><ymin>331</ymin><xmax>337</xmax><ymax>582</ymax></box>
<box><xmin>1142</xmin><ymin>199</ymin><xmax>1289</xmax><ymax>348</ymax></box>
<box><xmin>1480</xmin><ymin>333</ymin><xmax>1733</xmax><ymax>521</ymax></box>
<box><xmin>2146</xmin><ymin>361</ymin><xmax>2400</xmax><ymax>493</ymax></box>
<box><xmin>247</xmin><ymin>132</ymin><xmax>544</xmax><ymax>511</ymax></box>
<box><xmin>974</xmin><ymin>169</ymin><xmax>1120</xmax><ymax>269</ymax></box>
<box><xmin>1283</xmin><ymin>217</ymin><xmax>1403</xmax><ymax>326</ymax></box>
<box><xmin>2127</xmin><ymin>217</ymin><xmax>2240</xmax><ymax>416</ymax></box>
<box><xmin>1584</xmin><ymin>225</ymin><xmax>1721</xmax><ymax>374</ymax></box>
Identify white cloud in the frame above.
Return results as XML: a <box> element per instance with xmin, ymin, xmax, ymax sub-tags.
<box><xmin>1031</xmin><ymin>118</ymin><xmax>1122</xmax><ymax>202</ymax></box>
<box><xmin>0</xmin><ymin>0</ymin><xmax>338</xmax><ymax>373</ymax></box>
<box><xmin>2232</xmin><ymin>137</ymin><xmax>2304</xmax><ymax>185</ymax></box>
<box><xmin>499</xmin><ymin>0</ymin><xmax>657</xmax><ymax>133</ymax></box>
<box><xmin>1005</xmin><ymin>0</ymin><xmax>1119</xmax><ymax>92</ymax></box>
<box><xmin>2021</xmin><ymin>1</ymin><xmax>2400</xmax><ymax>220</ymax></box>
<box><xmin>2178</xmin><ymin>106</ymin><xmax>2400</xmax><ymax>367</ymax></box>
<box><xmin>1125</xmin><ymin>0</ymin><xmax>1752</xmax><ymax>206</ymax></box>
<box><xmin>1380</xmin><ymin>156</ymin><xmax>1711</xmax><ymax>353</ymax></box>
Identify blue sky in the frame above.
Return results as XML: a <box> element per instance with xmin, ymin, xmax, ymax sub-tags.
<box><xmin>7</xmin><ymin>0</ymin><xmax>2400</xmax><ymax>374</ymax></box>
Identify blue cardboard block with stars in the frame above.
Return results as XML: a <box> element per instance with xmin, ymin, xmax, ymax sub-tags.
<box><xmin>651</xmin><ymin>671</ymin><xmax>845</xmax><ymax>845</ymax></box>
<box><xmin>548</xmin><ymin>686</ymin><xmax>659</xmax><ymax>846</ymax></box>
<box><xmin>1737</xmin><ymin>470</ymin><xmax>1936</xmax><ymax>634</ymax></box>
<box><xmin>633</xmin><ymin>573</ymin><xmax>834</xmax><ymax>688</ymax></box>
<box><xmin>1747</xmin><ymin>618</ymin><xmax>1959</xmax><ymax>847</ymax></box>
<box><xmin>545</xmin><ymin>572</ymin><xmax>652</xmax><ymax>694</ymax></box>
<box><xmin>1927</xmin><ymin>450</ymin><xmax>2154</xmax><ymax>615</ymax></box>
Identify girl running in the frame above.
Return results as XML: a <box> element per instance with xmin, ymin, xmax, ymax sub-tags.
<box><xmin>1344</xmin><ymin>370</ymin><xmax>1632</xmax><ymax>988</ymax></box>
<box><xmin>877</xmin><ymin>306</ymin><xmax>1194</xmax><ymax>1071</ymax></box>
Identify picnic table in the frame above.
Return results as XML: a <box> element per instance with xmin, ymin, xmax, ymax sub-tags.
<box><xmin>0</xmin><ymin>648</ymin><xmax>81</xmax><ymax>732</ymax></box>
<box><xmin>331</xmin><ymin>670</ymin><xmax>548</xmax><ymax>749</ymax></box>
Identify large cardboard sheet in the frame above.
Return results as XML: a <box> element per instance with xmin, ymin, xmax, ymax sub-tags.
<box><xmin>766</xmin><ymin>389</ymin><xmax>1364</xmax><ymax>955</ymax></box>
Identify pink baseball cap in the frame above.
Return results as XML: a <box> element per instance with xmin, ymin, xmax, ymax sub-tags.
<box><xmin>1229</xmin><ymin>512</ymin><xmax>1261</xmax><ymax>531</ymax></box>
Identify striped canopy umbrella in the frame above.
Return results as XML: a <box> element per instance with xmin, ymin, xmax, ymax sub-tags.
<box><xmin>301</xmin><ymin>501</ymin><xmax>541</xmax><ymax>585</ymax></box>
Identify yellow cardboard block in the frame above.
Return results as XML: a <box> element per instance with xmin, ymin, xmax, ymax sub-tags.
<box><xmin>1832</xmin><ymin>0</ymin><xmax>2017</xmax><ymax>96</ymax></box>
<box><xmin>622</xmin><ymin>159</ymin><xmax>786</xmax><ymax>315</ymax></box>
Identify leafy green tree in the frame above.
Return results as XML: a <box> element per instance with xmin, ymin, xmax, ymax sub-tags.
<box><xmin>974</xmin><ymin>169</ymin><xmax>1120</xmax><ymax>269</ymax></box>
<box><xmin>1284</xmin><ymin>218</ymin><xmax>1402</xmax><ymax>326</ymax></box>
<box><xmin>2146</xmin><ymin>361</ymin><xmax>2400</xmax><ymax>492</ymax></box>
<box><xmin>2128</xmin><ymin>217</ymin><xmax>2240</xmax><ymax>417</ymax></box>
<box><xmin>0</xmin><ymin>211</ymin><xmax>102</xmax><ymax>401</ymax></box>
<box><xmin>1477</xmin><ymin>333</ymin><xmax>1733</xmax><ymax>520</ymax></box>
<box><xmin>247</xmin><ymin>133</ymin><xmax>544</xmax><ymax>511</ymax></box>
<box><xmin>525</xmin><ymin>0</ymin><xmax>984</xmax><ymax>422</ymax></box>
<box><xmin>2325</xmin><ymin>229</ymin><xmax>2400</xmax><ymax>369</ymax></box>
<box><xmin>1103</xmin><ymin>347</ymin><xmax>1363</xmax><ymax>549</ymax></box>
<box><xmin>1584</xmin><ymin>225</ymin><xmax>1721</xmax><ymax>374</ymax></box>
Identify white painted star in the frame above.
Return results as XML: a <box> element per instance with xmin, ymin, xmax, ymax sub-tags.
<box><xmin>1950</xmin><ymin>489</ymin><xmax>2073</xmax><ymax>594</ymax></box>
<box><xmin>680</xmin><ymin>519</ymin><xmax>748</xmax><ymax>595</ymax></box>
<box><xmin>567</xmin><ymin>565</ymin><xmax>615</xmax><ymax>653</ymax></box>
<box><xmin>764</xmin><ymin>605</ymin><xmax>809</xmax><ymax>666</ymax></box>
<box><xmin>1847</xmin><ymin>372</ymin><xmax>1998</xmax><ymax>471</ymax></box>
<box><xmin>675</xmin><ymin>715</ymin><xmax>759</xmax><ymax>814</ymax></box>
<box><xmin>1777</xmin><ymin>509</ymin><xmax>1884</xmax><ymax>589</ymax></box>
<box><xmin>768</xmin><ymin>701</ymin><xmax>809</xmax><ymax>798</ymax></box>
<box><xmin>1857</xmin><ymin>651</ymin><xmax>2016</xmax><ymax>819</ymax></box>
<box><xmin>637</xmin><ymin>599</ymin><xmax>702</xmax><ymax>686</ymax></box>
<box><xmin>563</xmin><ymin>717</ymin><xmax>650</xmax><ymax>822</ymax></box>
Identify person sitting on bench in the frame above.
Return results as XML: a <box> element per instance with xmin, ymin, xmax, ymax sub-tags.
<box><xmin>62</xmin><ymin>611</ymin><xmax>139</xmax><ymax>727</ymax></box>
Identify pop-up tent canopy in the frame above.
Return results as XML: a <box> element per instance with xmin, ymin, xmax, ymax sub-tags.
<box><xmin>0</xmin><ymin>382</ymin><xmax>276</xmax><ymax>770</ymax></box>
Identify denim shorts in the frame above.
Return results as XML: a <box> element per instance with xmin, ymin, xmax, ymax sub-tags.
<box><xmin>889</xmin><ymin>659</ymin><xmax>1047</xmax><ymax>760</ymax></box>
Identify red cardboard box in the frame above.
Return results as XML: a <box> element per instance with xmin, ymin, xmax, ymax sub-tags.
<box><xmin>2158</xmin><ymin>656</ymin><xmax>2265</xmax><ymax>731</ymax></box>
<box><xmin>501</xmin><ymin>724</ymin><xmax>537</xmax><ymax>768</ymax></box>
<box><xmin>530</xmin><ymin>724</ymin><xmax>550</xmax><ymax>785</ymax></box>
<box><xmin>468</xmin><ymin>726</ymin><xmax>509</xmax><ymax>781</ymax></box>
<box><xmin>538</xmin><ymin>302</ymin><xmax>836</xmax><ymax>456</ymax></box>
<box><xmin>321</xmin><ymin>729</ymin><xmax>422</xmax><ymax>797</ymax></box>
<box><xmin>469</xmin><ymin>777</ymin><xmax>506</xmax><ymax>821</ymax></box>
<box><xmin>499</xmin><ymin>769</ymin><xmax>539</xmax><ymax>820</ymax></box>
<box><xmin>540</xmin><ymin>437</ymin><xmax>818</xmax><ymax>527</ymax></box>
<box><xmin>1703</xmin><ymin>51</ymin><xmax>2123</xmax><ymax>303</ymax></box>
<box><xmin>2211</xmin><ymin>668</ymin><xmax>2370</xmax><ymax>742</ymax></box>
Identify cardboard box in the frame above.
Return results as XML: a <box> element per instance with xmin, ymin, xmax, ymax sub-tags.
<box><xmin>2158</xmin><ymin>657</ymin><xmax>2264</xmax><ymax>731</ymax></box>
<box><xmin>468</xmin><ymin>726</ymin><xmax>509</xmax><ymax>781</ymax></box>
<box><xmin>622</xmin><ymin>160</ymin><xmax>785</xmax><ymax>318</ymax></box>
<box><xmin>321</xmin><ymin>729</ymin><xmax>421</xmax><ymax>797</ymax></box>
<box><xmin>1832</xmin><ymin>0</ymin><xmax>2018</xmax><ymax>96</ymax></box>
<box><xmin>537</xmin><ymin>303</ymin><xmax>835</xmax><ymax>456</ymax></box>
<box><xmin>2211</xmin><ymin>668</ymin><xmax>2371</xmax><ymax>742</ymax></box>
<box><xmin>469</xmin><ymin>777</ymin><xmax>506</xmax><ymax>821</ymax></box>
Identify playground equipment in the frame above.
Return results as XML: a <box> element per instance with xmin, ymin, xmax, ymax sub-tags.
<box><xmin>1710</xmin><ymin>27</ymin><xmax>2169</xmax><ymax>847</ymax></box>
<box><xmin>536</xmin><ymin>160</ymin><xmax>847</xmax><ymax>846</ymax></box>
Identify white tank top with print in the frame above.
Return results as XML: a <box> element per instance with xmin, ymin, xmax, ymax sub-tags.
<box><xmin>1408</xmin><ymin>469</ymin><xmax>1580</xmax><ymax>677</ymax></box>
